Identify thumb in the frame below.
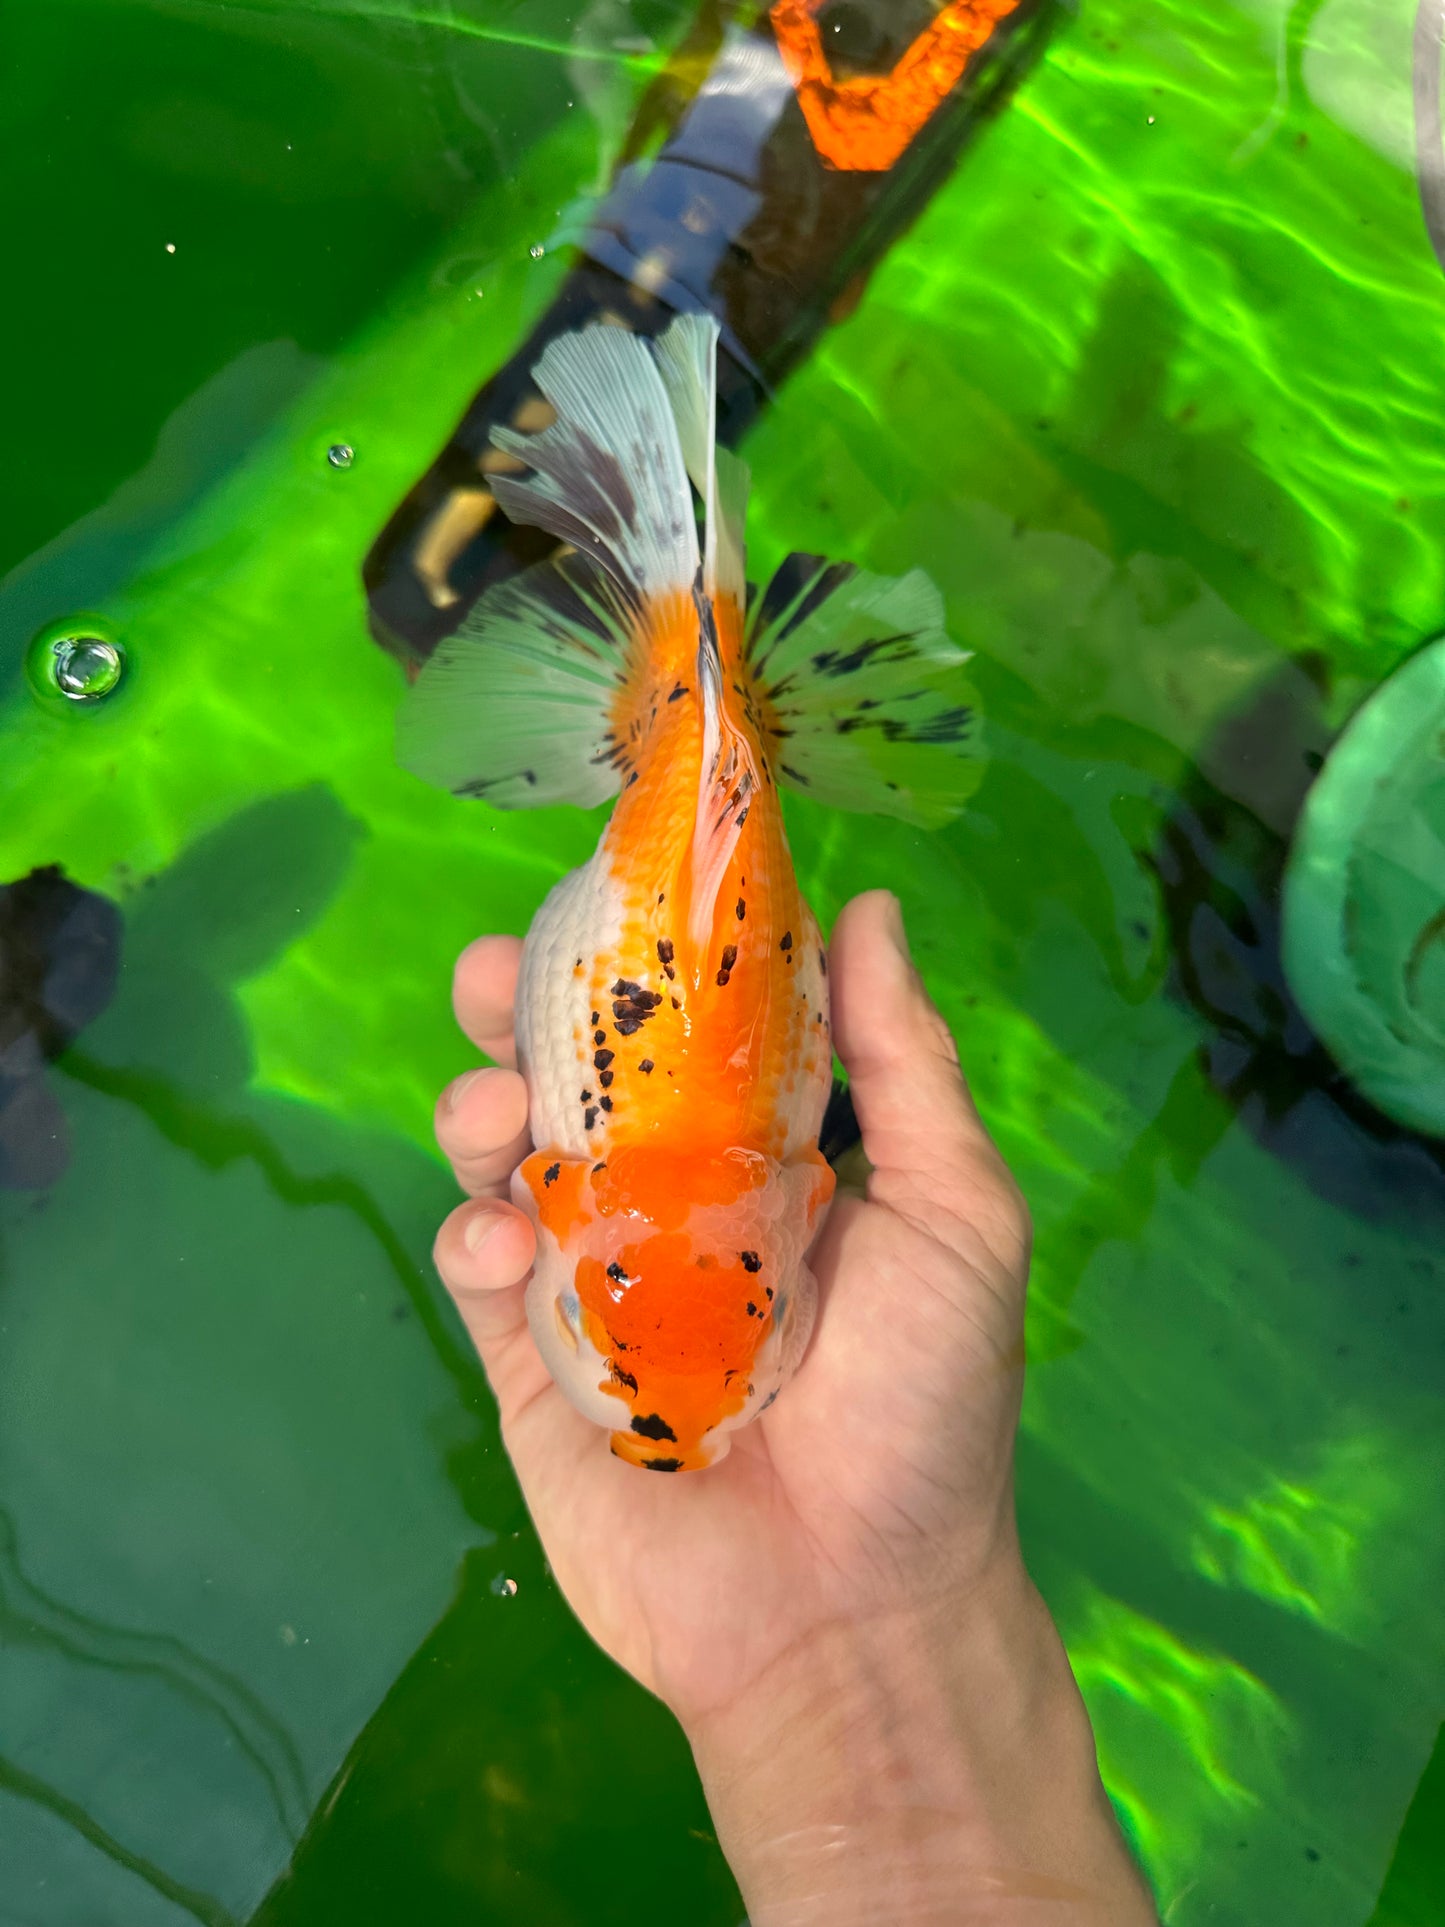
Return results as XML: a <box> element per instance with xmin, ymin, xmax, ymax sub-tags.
<box><xmin>828</xmin><ymin>891</ymin><xmax>1030</xmax><ymax>1275</ymax></box>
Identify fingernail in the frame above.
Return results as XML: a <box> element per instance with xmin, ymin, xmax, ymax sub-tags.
<box><xmin>464</xmin><ymin>1209</ymin><xmax>503</xmax><ymax>1255</ymax></box>
<box><xmin>446</xmin><ymin>1068</ymin><xmax>486</xmax><ymax>1112</ymax></box>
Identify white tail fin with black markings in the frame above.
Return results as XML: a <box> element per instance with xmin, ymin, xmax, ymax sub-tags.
<box><xmin>489</xmin><ymin>323</ymin><xmax>699</xmax><ymax>605</ymax></box>
<box><xmin>653</xmin><ymin>314</ymin><xmax>748</xmax><ymax>606</ymax></box>
<box><xmin>746</xmin><ymin>557</ymin><xmax>982</xmax><ymax>828</ymax></box>
<box><xmin>396</xmin><ymin>556</ymin><xmax>636</xmax><ymax>809</ymax></box>
<box><xmin>398</xmin><ymin>319</ymin><xmax>982</xmax><ymax>832</ymax></box>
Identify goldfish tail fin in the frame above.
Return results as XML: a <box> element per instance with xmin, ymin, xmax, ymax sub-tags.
<box><xmin>398</xmin><ymin>322</ymin><xmax>707</xmax><ymax>809</ymax></box>
<box><xmin>651</xmin><ymin>312</ymin><xmax>758</xmax><ymax>945</ymax></box>
<box><xmin>488</xmin><ymin>323</ymin><xmax>699</xmax><ymax>602</ymax></box>
<box><xmin>396</xmin><ymin>553</ymin><xmax>639</xmax><ymax>809</ymax></box>
<box><xmin>746</xmin><ymin>556</ymin><xmax>983</xmax><ymax>828</ymax></box>
<box><xmin>653</xmin><ymin>313</ymin><xmax>748</xmax><ymax>605</ymax></box>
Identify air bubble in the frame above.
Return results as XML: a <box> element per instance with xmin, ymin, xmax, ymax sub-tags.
<box><xmin>529</xmin><ymin>243</ymin><xmax>545</xmax><ymax>259</ymax></box>
<box><xmin>490</xmin><ymin>1573</ymin><xmax>518</xmax><ymax>1598</ymax></box>
<box><xmin>27</xmin><ymin>621</ymin><xmax>126</xmax><ymax>704</ymax></box>
<box><xmin>326</xmin><ymin>443</ymin><xmax>354</xmax><ymax>470</ymax></box>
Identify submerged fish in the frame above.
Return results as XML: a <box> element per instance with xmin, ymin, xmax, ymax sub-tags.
<box><xmin>400</xmin><ymin>314</ymin><xmax>979</xmax><ymax>1470</ymax></box>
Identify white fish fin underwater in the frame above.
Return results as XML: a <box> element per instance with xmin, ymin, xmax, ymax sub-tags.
<box><xmin>653</xmin><ymin>313</ymin><xmax>748</xmax><ymax>607</ymax></box>
<box><xmin>396</xmin><ymin>554</ymin><xmax>634</xmax><ymax>809</ymax></box>
<box><xmin>489</xmin><ymin>323</ymin><xmax>698</xmax><ymax>605</ymax></box>
<box><xmin>746</xmin><ymin>555</ymin><xmax>983</xmax><ymax>829</ymax></box>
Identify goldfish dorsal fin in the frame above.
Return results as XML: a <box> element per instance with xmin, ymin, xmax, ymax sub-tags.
<box><xmin>683</xmin><ymin>584</ymin><xmax>757</xmax><ymax>953</ymax></box>
<box><xmin>489</xmin><ymin>324</ymin><xmax>699</xmax><ymax>604</ymax></box>
<box><xmin>746</xmin><ymin>557</ymin><xmax>984</xmax><ymax>828</ymax></box>
<box><xmin>654</xmin><ymin>314</ymin><xmax>748</xmax><ymax>607</ymax></box>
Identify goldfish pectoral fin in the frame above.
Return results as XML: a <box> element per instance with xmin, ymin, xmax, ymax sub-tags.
<box><xmin>396</xmin><ymin>552</ymin><xmax>634</xmax><ymax>809</ymax></box>
<box><xmin>608</xmin><ymin>1428</ymin><xmax>726</xmax><ymax>1473</ymax></box>
<box><xmin>746</xmin><ymin>557</ymin><xmax>985</xmax><ymax>828</ymax></box>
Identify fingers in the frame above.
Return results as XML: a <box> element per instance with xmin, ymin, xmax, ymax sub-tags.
<box><xmin>828</xmin><ymin>892</ymin><xmax>1030</xmax><ymax>1275</ymax></box>
<box><xmin>436</xmin><ymin>1065</ymin><xmax>531</xmax><ymax>1197</ymax></box>
<box><xmin>453</xmin><ymin>935</ymin><xmax>523</xmax><ymax>1066</ymax></box>
<box><xmin>433</xmin><ymin>1197</ymin><xmax>547</xmax><ymax>1414</ymax></box>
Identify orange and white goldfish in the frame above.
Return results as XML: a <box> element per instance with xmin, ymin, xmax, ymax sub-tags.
<box><xmin>400</xmin><ymin>315</ymin><xmax>978</xmax><ymax>1470</ymax></box>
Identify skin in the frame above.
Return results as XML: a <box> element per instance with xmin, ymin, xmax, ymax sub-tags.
<box><xmin>433</xmin><ymin>889</ymin><xmax>1160</xmax><ymax>1925</ymax></box>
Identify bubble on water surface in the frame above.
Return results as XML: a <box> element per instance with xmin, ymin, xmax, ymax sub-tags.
<box><xmin>326</xmin><ymin>443</ymin><xmax>354</xmax><ymax>470</ymax></box>
<box><xmin>529</xmin><ymin>243</ymin><xmax>545</xmax><ymax>259</ymax></box>
<box><xmin>27</xmin><ymin>622</ymin><xmax>126</xmax><ymax>704</ymax></box>
<box><xmin>489</xmin><ymin>1573</ymin><xmax>518</xmax><ymax>1598</ymax></box>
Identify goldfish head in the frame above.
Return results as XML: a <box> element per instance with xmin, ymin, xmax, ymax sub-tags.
<box><xmin>516</xmin><ymin>1142</ymin><xmax>834</xmax><ymax>1469</ymax></box>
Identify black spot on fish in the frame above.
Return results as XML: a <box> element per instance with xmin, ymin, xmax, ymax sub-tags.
<box><xmin>599</xmin><ymin>1069</ymin><xmax>614</xmax><ymax>1089</ymax></box>
<box><xmin>580</xmin><ymin>1089</ymin><xmax>592</xmax><ymax>1102</ymax></box>
<box><xmin>613</xmin><ymin>1365</ymin><xmax>638</xmax><ymax>1394</ymax></box>
<box><xmin>630</xmin><ymin>1411</ymin><xmax>677</xmax><ymax>1442</ymax></box>
<box><xmin>818</xmin><ymin>949</ymin><xmax>827</xmax><ymax>978</ymax></box>
<box><xmin>746</xmin><ymin>1302</ymin><xmax>757</xmax><ymax>1317</ymax></box>
<box><xmin>656</xmin><ymin>937</ymin><xmax>674</xmax><ymax>965</ymax></box>
<box><xmin>606</xmin><ymin>1261</ymin><xmax>628</xmax><ymax>1283</ymax></box>
<box><xmin>670</xmin><ymin>995</ymin><xmax>681</xmax><ymax>1010</ymax></box>
<box><xmin>594</xmin><ymin>1029</ymin><xmax>607</xmax><ymax>1046</ymax></box>
<box><xmin>599</xmin><ymin>1094</ymin><xmax>613</xmax><ymax>1112</ymax></box>
<box><xmin>590</xmin><ymin>1010</ymin><xmax>600</xmax><ymax>1025</ymax></box>
<box><xmin>584</xmin><ymin>1106</ymin><xmax>598</xmax><ymax>1130</ymax></box>
<box><xmin>668</xmin><ymin>683</ymin><xmax>689</xmax><ymax>702</ymax></box>
<box><xmin>612</xmin><ymin>979</ymin><xmax>661</xmax><ymax>1030</ymax></box>
<box><xmin>765</xmin><ymin>1285</ymin><xmax>774</xmax><ymax>1300</ymax></box>
<box><xmin>643</xmin><ymin>1457</ymin><xmax>684</xmax><ymax>1473</ymax></box>
<box><xmin>780</xmin><ymin>764</ymin><xmax>808</xmax><ymax>786</ymax></box>
<box><xmin>594</xmin><ymin>1048</ymin><xmax>615</xmax><ymax>1070</ymax></box>
<box><xmin>740</xmin><ymin>1250</ymin><xmax>761</xmax><ymax>1272</ymax></box>
<box><xmin>639</xmin><ymin>1059</ymin><xmax>654</xmax><ymax>1074</ymax></box>
<box><xmin>779</xmin><ymin>930</ymin><xmax>792</xmax><ymax>951</ymax></box>
<box><xmin>593</xmin><ymin>1162</ymin><xmax>607</xmax><ymax>1174</ymax></box>
<box><xmin>716</xmin><ymin>942</ymin><xmax>738</xmax><ymax>987</ymax></box>
<box><xmin>812</xmin><ymin>632</ymin><xmax>914</xmax><ymax>678</ymax></box>
<box><xmin>543</xmin><ymin>1162</ymin><xmax>560</xmax><ymax>1186</ymax></box>
<box><xmin>736</xmin><ymin>897</ymin><xmax>746</xmax><ymax>920</ymax></box>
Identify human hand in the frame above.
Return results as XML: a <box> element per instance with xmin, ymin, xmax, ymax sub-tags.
<box><xmin>432</xmin><ymin>890</ymin><xmax>1155</xmax><ymax>1924</ymax></box>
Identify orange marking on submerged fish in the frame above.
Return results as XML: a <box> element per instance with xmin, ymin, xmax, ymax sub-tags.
<box><xmin>770</xmin><ymin>0</ymin><xmax>1022</xmax><ymax>173</ymax></box>
<box><xmin>521</xmin><ymin>1150</ymin><xmax>591</xmax><ymax>1243</ymax></box>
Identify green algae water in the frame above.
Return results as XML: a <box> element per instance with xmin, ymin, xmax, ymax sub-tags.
<box><xmin>2</xmin><ymin>2</ymin><xmax>1443</xmax><ymax>1923</ymax></box>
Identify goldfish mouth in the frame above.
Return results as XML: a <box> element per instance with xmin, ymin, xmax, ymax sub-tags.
<box><xmin>608</xmin><ymin>1427</ymin><xmax>725</xmax><ymax>1473</ymax></box>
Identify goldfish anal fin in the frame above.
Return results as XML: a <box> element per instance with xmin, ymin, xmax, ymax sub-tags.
<box><xmin>746</xmin><ymin>557</ymin><xmax>983</xmax><ymax>828</ymax></box>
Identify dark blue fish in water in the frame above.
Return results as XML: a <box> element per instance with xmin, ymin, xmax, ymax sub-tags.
<box><xmin>0</xmin><ymin>867</ymin><xmax>121</xmax><ymax>1188</ymax></box>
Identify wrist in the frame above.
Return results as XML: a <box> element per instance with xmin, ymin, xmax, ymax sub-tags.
<box><xmin>686</xmin><ymin>1551</ymin><xmax>1155</xmax><ymax>1926</ymax></box>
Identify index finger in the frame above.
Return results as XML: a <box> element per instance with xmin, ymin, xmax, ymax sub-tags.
<box><xmin>453</xmin><ymin>935</ymin><xmax>523</xmax><ymax>1067</ymax></box>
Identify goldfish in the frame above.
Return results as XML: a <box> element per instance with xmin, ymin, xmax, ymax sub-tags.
<box><xmin>400</xmin><ymin>315</ymin><xmax>979</xmax><ymax>1470</ymax></box>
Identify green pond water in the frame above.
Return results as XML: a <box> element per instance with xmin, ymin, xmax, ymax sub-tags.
<box><xmin>2</xmin><ymin>1</ymin><xmax>1443</xmax><ymax>1922</ymax></box>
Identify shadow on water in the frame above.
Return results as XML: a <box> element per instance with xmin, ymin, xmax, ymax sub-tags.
<box><xmin>0</xmin><ymin>784</ymin><xmax>517</xmax><ymax>1924</ymax></box>
<box><xmin>251</xmin><ymin>1550</ymin><xmax>743</xmax><ymax>1927</ymax></box>
<box><xmin>1366</xmin><ymin>1720</ymin><xmax>1445</xmax><ymax>1926</ymax></box>
<box><xmin>0</xmin><ymin>865</ymin><xmax>121</xmax><ymax>1189</ymax></box>
<box><xmin>55</xmin><ymin>784</ymin><xmax>495</xmax><ymax>1486</ymax></box>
